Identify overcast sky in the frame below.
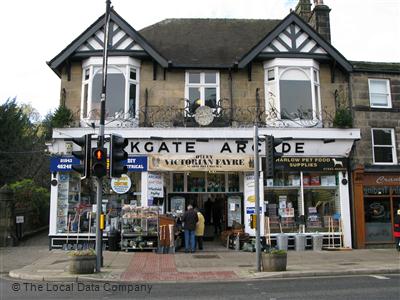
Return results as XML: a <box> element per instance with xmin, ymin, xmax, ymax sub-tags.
<box><xmin>1</xmin><ymin>0</ymin><xmax>399</xmax><ymax>117</ymax></box>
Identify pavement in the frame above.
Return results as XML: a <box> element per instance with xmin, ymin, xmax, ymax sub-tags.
<box><xmin>5</xmin><ymin>246</ymin><xmax>400</xmax><ymax>283</ymax></box>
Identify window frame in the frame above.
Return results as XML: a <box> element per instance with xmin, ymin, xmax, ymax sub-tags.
<box><xmin>264</xmin><ymin>59</ymin><xmax>321</xmax><ymax>123</ymax></box>
<box><xmin>80</xmin><ymin>57</ymin><xmax>140</xmax><ymax>121</ymax></box>
<box><xmin>368</xmin><ymin>78</ymin><xmax>392</xmax><ymax>108</ymax></box>
<box><xmin>184</xmin><ymin>71</ymin><xmax>220</xmax><ymax>114</ymax></box>
<box><xmin>371</xmin><ymin>128</ymin><xmax>397</xmax><ymax>165</ymax></box>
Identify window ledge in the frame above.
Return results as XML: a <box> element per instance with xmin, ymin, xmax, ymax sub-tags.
<box><xmin>80</xmin><ymin>117</ymin><xmax>139</xmax><ymax>128</ymax></box>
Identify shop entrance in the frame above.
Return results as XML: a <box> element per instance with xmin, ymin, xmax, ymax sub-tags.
<box><xmin>167</xmin><ymin>193</ymin><xmax>243</xmax><ymax>244</ymax></box>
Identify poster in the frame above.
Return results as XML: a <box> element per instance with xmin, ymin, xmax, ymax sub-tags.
<box><xmin>147</xmin><ymin>173</ymin><xmax>164</xmax><ymax>198</ymax></box>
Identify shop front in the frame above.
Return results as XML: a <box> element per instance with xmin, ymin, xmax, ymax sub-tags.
<box><xmin>353</xmin><ymin>167</ymin><xmax>400</xmax><ymax>248</ymax></box>
<box><xmin>48</xmin><ymin>127</ymin><xmax>359</xmax><ymax>250</ymax></box>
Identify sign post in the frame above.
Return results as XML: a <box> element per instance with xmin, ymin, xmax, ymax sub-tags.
<box><xmin>253</xmin><ymin>125</ymin><xmax>261</xmax><ymax>272</ymax></box>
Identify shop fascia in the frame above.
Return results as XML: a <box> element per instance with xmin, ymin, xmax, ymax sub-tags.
<box><xmin>49</xmin><ymin>127</ymin><xmax>360</xmax><ymax>158</ymax></box>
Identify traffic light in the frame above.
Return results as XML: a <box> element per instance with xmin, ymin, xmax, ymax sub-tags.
<box><xmin>265</xmin><ymin>135</ymin><xmax>283</xmax><ymax>179</ymax></box>
<box><xmin>110</xmin><ymin>134</ymin><xmax>128</xmax><ymax>178</ymax></box>
<box><xmin>92</xmin><ymin>147</ymin><xmax>107</xmax><ymax>178</ymax></box>
<box><xmin>71</xmin><ymin>134</ymin><xmax>92</xmax><ymax>180</ymax></box>
<box><xmin>250</xmin><ymin>214</ymin><xmax>257</xmax><ymax>229</ymax></box>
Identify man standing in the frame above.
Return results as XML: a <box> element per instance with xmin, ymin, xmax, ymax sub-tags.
<box><xmin>182</xmin><ymin>204</ymin><xmax>198</xmax><ymax>253</ymax></box>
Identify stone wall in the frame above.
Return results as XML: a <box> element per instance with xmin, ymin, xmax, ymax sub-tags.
<box><xmin>61</xmin><ymin>62</ymin><xmax>82</xmax><ymax>119</ymax></box>
<box><xmin>351</xmin><ymin>72</ymin><xmax>400</xmax><ymax>166</ymax></box>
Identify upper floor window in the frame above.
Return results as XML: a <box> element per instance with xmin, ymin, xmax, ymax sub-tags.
<box><xmin>371</xmin><ymin>128</ymin><xmax>397</xmax><ymax>164</ymax></box>
<box><xmin>81</xmin><ymin>57</ymin><xmax>140</xmax><ymax>120</ymax></box>
<box><xmin>368</xmin><ymin>79</ymin><xmax>391</xmax><ymax>108</ymax></box>
<box><xmin>185</xmin><ymin>71</ymin><xmax>220</xmax><ymax>114</ymax></box>
<box><xmin>265</xmin><ymin>59</ymin><xmax>321</xmax><ymax>122</ymax></box>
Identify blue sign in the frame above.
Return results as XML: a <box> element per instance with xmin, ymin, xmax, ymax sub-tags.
<box><xmin>50</xmin><ymin>156</ymin><xmax>147</xmax><ymax>172</ymax></box>
<box><xmin>50</xmin><ymin>156</ymin><xmax>80</xmax><ymax>172</ymax></box>
<box><xmin>126</xmin><ymin>156</ymin><xmax>147</xmax><ymax>172</ymax></box>
<box><xmin>246</xmin><ymin>207</ymin><xmax>255</xmax><ymax>214</ymax></box>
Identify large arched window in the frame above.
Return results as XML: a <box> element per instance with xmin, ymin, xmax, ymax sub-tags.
<box><xmin>81</xmin><ymin>57</ymin><xmax>140</xmax><ymax>121</ymax></box>
<box><xmin>264</xmin><ymin>59</ymin><xmax>321</xmax><ymax>123</ymax></box>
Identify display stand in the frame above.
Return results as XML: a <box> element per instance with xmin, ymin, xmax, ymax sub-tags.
<box><xmin>120</xmin><ymin>206</ymin><xmax>159</xmax><ymax>251</ymax></box>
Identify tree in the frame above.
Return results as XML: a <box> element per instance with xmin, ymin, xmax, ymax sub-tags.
<box><xmin>0</xmin><ymin>98</ymin><xmax>49</xmax><ymax>187</ymax></box>
<box><xmin>41</xmin><ymin>105</ymin><xmax>74</xmax><ymax>141</ymax></box>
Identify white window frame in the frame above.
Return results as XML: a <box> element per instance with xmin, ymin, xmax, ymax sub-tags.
<box><xmin>264</xmin><ymin>58</ymin><xmax>321</xmax><ymax>123</ymax></box>
<box><xmin>184</xmin><ymin>71</ymin><xmax>220</xmax><ymax>114</ymax></box>
<box><xmin>371</xmin><ymin>128</ymin><xmax>397</xmax><ymax>165</ymax></box>
<box><xmin>368</xmin><ymin>78</ymin><xmax>392</xmax><ymax>108</ymax></box>
<box><xmin>80</xmin><ymin>56</ymin><xmax>140</xmax><ymax>120</ymax></box>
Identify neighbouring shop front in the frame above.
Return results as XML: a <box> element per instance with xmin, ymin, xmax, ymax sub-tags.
<box><xmin>353</xmin><ymin>167</ymin><xmax>400</xmax><ymax>248</ymax></box>
<box><xmin>47</xmin><ymin>127</ymin><xmax>359</xmax><ymax>250</ymax></box>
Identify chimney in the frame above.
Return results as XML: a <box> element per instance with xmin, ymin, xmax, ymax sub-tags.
<box><xmin>309</xmin><ymin>0</ymin><xmax>331</xmax><ymax>43</ymax></box>
<box><xmin>295</xmin><ymin>0</ymin><xmax>312</xmax><ymax>21</ymax></box>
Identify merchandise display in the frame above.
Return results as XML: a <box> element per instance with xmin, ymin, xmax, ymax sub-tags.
<box><xmin>120</xmin><ymin>206</ymin><xmax>159</xmax><ymax>251</ymax></box>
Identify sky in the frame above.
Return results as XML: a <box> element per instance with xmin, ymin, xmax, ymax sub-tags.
<box><xmin>0</xmin><ymin>0</ymin><xmax>399</xmax><ymax>117</ymax></box>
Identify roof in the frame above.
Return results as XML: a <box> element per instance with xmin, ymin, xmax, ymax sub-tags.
<box><xmin>350</xmin><ymin>61</ymin><xmax>400</xmax><ymax>74</ymax></box>
<box><xmin>138</xmin><ymin>18</ymin><xmax>281</xmax><ymax>67</ymax></box>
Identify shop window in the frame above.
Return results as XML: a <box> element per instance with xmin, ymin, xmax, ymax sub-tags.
<box><xmin>264</xmin><ymin>170</ymin><xmax>340</xmax><ymax>233</ymax></box>
<box><xmin>228</xmin><ymin>173</ymin><xmax>240</xmax><ymax>192</ymax></box>
<box><xmin>187</xmin><ymin>172</ymin><xmax>206</xmax><ymax>192</ymax></box>
<box><xmin>371</xmin><ymin>128</ymin><xmax>397</xmax><ymax>164</ymax></box>
<box><xmin>264</xmin><ymin>59</ymin><xmax>321</xmax><ymax>123</ymax></box>
<box><xmin>364</xmin><ymin>198</ymin><xmax>392</xmax><ymax>242</ymax></box>
<box><xmin>207</xmin><ymin>173</ymin><xmax>225</xmax><ymax>192</ymax></box>
<box><xmin>56</xmin><ymin>173</ymin><xmax>95</xmax><ymax>234</ymax></box>
<box><xmin>81</xmin><ymin>57</ymin><xmax>140</xmax><ymax>120</ymax></box>
<box><xmin>185</xmin><ymin>71</ymin><xmax>220</xmax><ymax>115</ymax></box>
<box><xmin>368</xmin><ymin>79</ymin><xmax>392</xmax><ymax>108</ymax></box>
<box><xmin>172</xmin><ymin>173</ymin><xmax>184</xmax><ymax>192</ymax></box>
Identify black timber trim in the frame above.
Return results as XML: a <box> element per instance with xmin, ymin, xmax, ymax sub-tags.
<box><xmin>84</xmin><ymin>42</ymin><xmax>95</xmax><ymax>51</ymax></box>
<box><xmin>112</xmin><ymin>33</ymin><xmax>129</xmax><ymax>49</ymax></box>
<box><xmin>289</xmin><ymin>24</ymin><xmax>296</xmax><ymax>50</ymax></box>
<box><xmin>48</xmin><ymin>8</ymin><xmax>169</xmax><ymax>72</ymax></box>
<box><xmin>275</xmin><ymin>36</ymin><xmax>291</xmax><ymax>51</ymax></box>
<box><xmin>91</xmin><ymin>34</ymin><xmax>104</xmax><ymax>48</ymax></box>
<box><xmin>72</xmin><ymin>50</ymin><xmax>150</xmax><ymax>59</ymax></box>
<box><xmin>256</xmin><ymin>52</ymin><xmax>330</xmax><ymax>61</ymax></box>
<box><xmin>238</xmin><ymin>12</ymin><xmax>352</xmax><ymax>72</ymax></box>
<box><xmin>153</xmin><ymin>60</ymin><xmax>157</xmax><ymax>80</ymax></box>
<box><xmin>247</xmin><ymin>62</ymin><xmax>252</xmax><ymax>81</ymax></box>
<box><xmin>124</xmin><ymin>40</ymin><xmax>136</xmax><ymax>50</ymax></box>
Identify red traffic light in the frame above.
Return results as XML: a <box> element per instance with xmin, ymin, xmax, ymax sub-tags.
<box><xmin>94</xmin><ymin>149</ymin><xmax>104</xmax><ymax>161</ymax></box>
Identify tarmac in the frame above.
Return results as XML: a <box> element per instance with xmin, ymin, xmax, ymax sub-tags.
<box><xmin>7</xmin><ymin>247</ymin><xmax>400</xmax><ymax>283</ymax></box>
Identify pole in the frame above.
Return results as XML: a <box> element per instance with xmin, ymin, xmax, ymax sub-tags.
<box><xmin>95</xmin><ymin>177</ymin><xmax>102</xmax><ymax>272</ymax></box>
<box><xmin>254</xmin><ymin>125</ymin><xmax>261</xmax><ymax>272</ymax></box>
<box><xmin>96</xmin><ymin>0</ymin><xmax>111</xmax><ymax>273</ymax></box>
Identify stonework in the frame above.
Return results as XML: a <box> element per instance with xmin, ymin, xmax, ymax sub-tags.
<box><xmin>351</xmin><ymin>71</ymin><xmax>400</xmax><ymax>166</ymax></box>
<box><xmin>60</xmin><ymin>62</ymin><xmax>82</xmax><ymax>118</ymax></box>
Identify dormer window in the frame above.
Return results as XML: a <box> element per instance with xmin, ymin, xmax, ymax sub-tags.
<box><xmin>264</xmin><ymin>59</ymin><xmax>321</xmax><ymax>123</ymax></box>
<box><xmin>81</xmin><ymin>57</ymin><xmax>140</xmax><ymax>120</ymax></box>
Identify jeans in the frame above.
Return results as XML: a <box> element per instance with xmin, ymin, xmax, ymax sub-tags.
<box><xmin>184</xmin><ymin>229</ymin><xmax>196</xmax><ymax>252</ymax></box>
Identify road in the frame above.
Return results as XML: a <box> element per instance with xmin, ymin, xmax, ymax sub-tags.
<box><xmin>0</xmin><ymin>274</ymin><xmax>399</xmax><ymax>300</ymax></box>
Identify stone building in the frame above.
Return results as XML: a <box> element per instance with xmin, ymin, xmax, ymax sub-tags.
<box><xmin>350</xmin><ymin>62</ymin><xmax>400</xmax><ymax>248</ymax></box>
<box><xmin>46</xmin><ymin>0</ymin><xmax>365</xmax><ymax>250</ymax></box>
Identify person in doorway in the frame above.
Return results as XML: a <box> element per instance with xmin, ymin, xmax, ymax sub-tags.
<box><xmin>213</xmin><ymin>200</ymin><xmax>223</xmax><ymax>236</ymax></box>
<box><xmin>182</xmin><ymin>204</ymin><xmax>198</xmax><ymax>253</ymax></box>
<box><xmin>195</xmin><ymin>208</ymin><xmax>205</xmax><ymax>250</ymax></box>
<box><xmin>394</xmin><ymin>209</ymin><xmax>400</xmax><ymax>251</ymax></box>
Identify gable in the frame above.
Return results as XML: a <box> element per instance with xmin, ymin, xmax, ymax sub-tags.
<box><xmin>77</xmin><ymin>21</ymin><xmax>144</xmax><ymax>52</ymax></box>
<box><xmin>48</xmin><ymin>9</ymin><xmax>168</xmax><ymax>76</ymax></box>
<box><xmin>262</xmin><ymin>23</ymin><xmax>327</xmax><ymax>54</ymax></box>
<box><xmin>238</xmin><ymin>12</ymin><xmax>352</xmax><ymax>72</ymax></box>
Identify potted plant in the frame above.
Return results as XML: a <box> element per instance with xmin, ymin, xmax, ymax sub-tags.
<box><xmin>262</xmin><ymin>249</ymin><xmax>287</xmax><ymax>272</ymax></box>
<box><xmin>333</xmin><ymin>107</ymin><xmax>352</xmax><ymax>128</ymax></box>
<box><xmin>68</xmin><ymin>248</ymin><xmax>96</xmax><ymax>274</ymax></box>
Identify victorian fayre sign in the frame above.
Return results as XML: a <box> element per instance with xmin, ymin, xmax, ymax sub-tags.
<box><xmin>148</xmin><ymin>155</ymin><xmax>254</xmax><ymax>172</ymax></box>
<box><xmin>275</xmin><ymin>157</ymin><xmax>347</xmax><ymax>171</ymax></box>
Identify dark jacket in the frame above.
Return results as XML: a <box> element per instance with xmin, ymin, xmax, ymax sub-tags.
<box><xmin>182</xmin><ymin>209</ymin><xmax>198</xmax><ymax>231</ymax></box>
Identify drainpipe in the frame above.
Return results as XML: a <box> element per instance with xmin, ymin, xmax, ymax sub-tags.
<box><xmin>229</xmin><ymin>69</ymin><xmax>233</xmax><ymax>125</ymax></box>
